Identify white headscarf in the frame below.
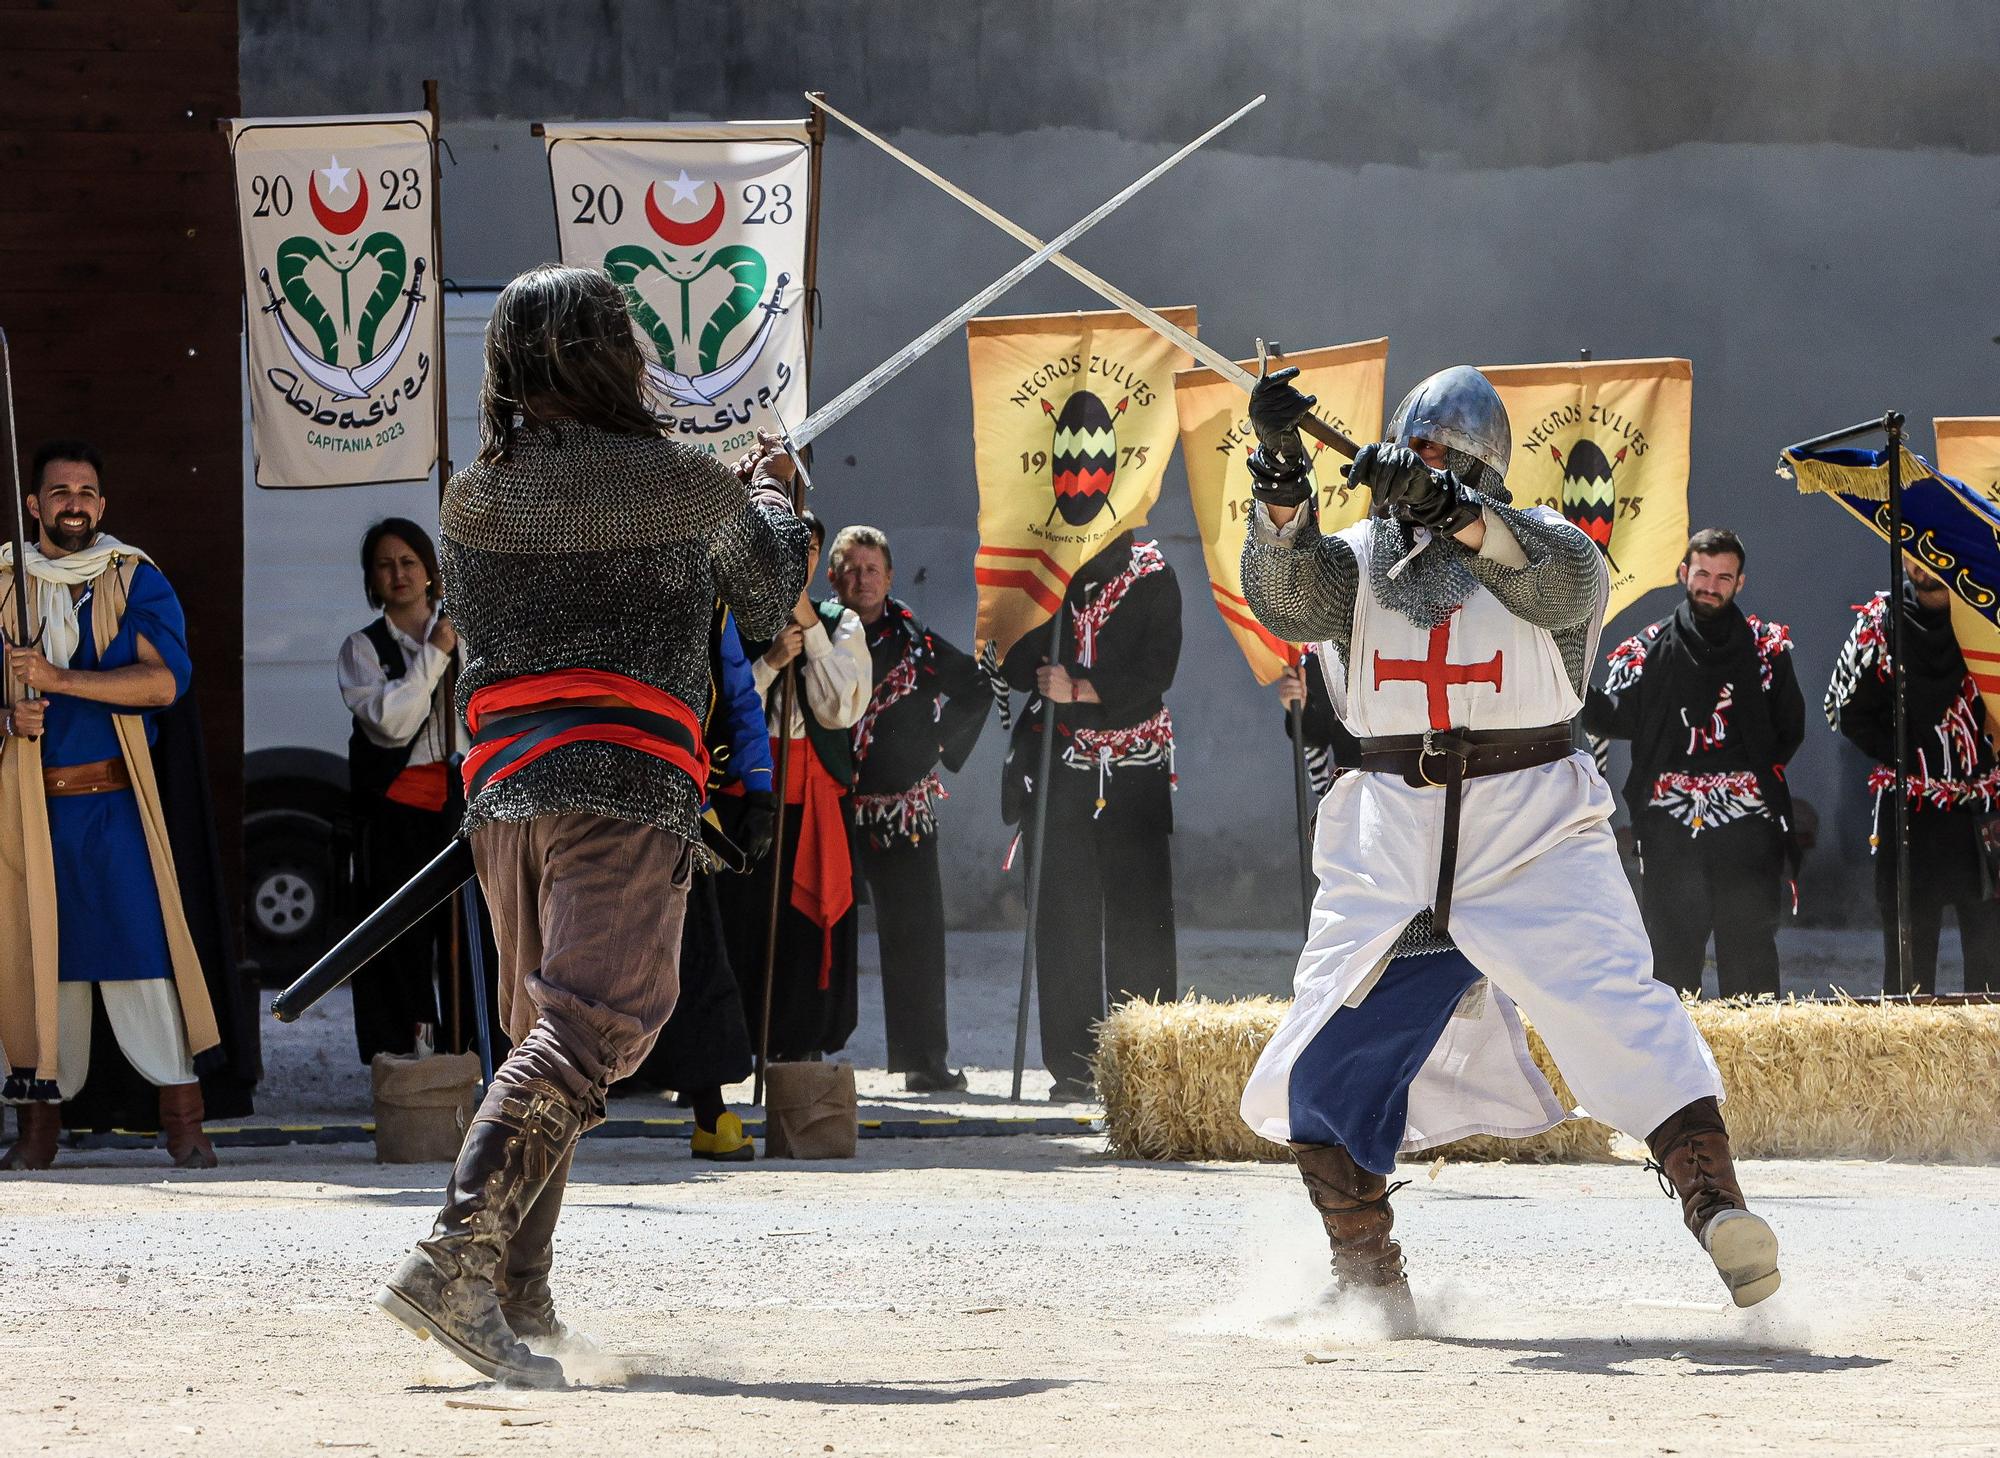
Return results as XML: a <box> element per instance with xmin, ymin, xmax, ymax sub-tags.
<box><xmin>0</xmin><ymin>534</ymin><xmax>154</xmax><ymax>669</ymax></box>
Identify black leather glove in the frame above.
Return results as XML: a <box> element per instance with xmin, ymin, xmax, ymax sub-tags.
<box><xmin>1346</xmin><ymin>443</ymin><xmax>1482</xmax><ymax>534</ymax></box>
<box><xmin>1246</xmin><ymin>367</ymin><xmax>1317</xmax><ymax>507</ymax></box>
<box><xmin>1249</xmin><ymin>365</ymin><xmax>1315</xmax><ymax>463</ymax></box>
<box><xmin>739</xmin><ymin>789</ymin><xmax>777</xmax><ymax>863</ymax></box>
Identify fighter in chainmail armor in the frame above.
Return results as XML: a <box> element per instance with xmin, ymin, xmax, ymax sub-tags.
<box><xmin>1235</xmin><ymin>362</ymin><xmax>1780</xmax><ymax>1326</ymax></box>
<box><xmin>374</xmin><ymin>265</ymin><xmax>809</xmax><ymax>1387</ymax></box>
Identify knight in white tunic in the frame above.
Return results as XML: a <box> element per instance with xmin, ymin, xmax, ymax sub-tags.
<box><xmin>1236</xmin><ymin>363</ymin><xmax>1781</xmax><ymax>1320</ymax></box>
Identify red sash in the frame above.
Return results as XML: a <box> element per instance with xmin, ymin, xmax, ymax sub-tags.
<box><xmin>461</xmin><ymin>668</ymin><xmax>707</xmax><ymax>799</ymax></box>
<box><xmin>778</xmin><ymin>734</ymin><xmax>854</xmax><ymax>987</ymax></box>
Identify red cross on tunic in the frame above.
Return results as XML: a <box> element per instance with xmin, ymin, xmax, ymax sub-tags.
<box><xmin>1372</xmin><ymin>614</ymin><xmax>1504</xmax><ymax>730</ymax></box>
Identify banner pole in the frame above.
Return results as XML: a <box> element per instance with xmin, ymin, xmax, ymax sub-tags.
<box><xmin>423</xmin><ymin>80</ymin><xmax>452</xmax><ymax>498</ymax></box>
<box><xmin>802</xmin><ymin>93</ymin><xmax>828</xmax><ymax>376</ymax></box>
<box><xmin>754</xmin><ymin>661</ymin><xmax>799</xmax><ymax>1108</ymax></box>
<box><xmin>1885</xmin><ymin>412</ymin><xmax>1913</xmax><ymax>992</ymax></box>
<box><xmin>1011</xmin><ymin>604</ymin><xmax>1067</xmax><ymax>1102</ymax></box>
<box><xmin>753</xmin><ymin>107</ymin><xmax>823</xmax><ymax>1107</ymax></box>
<box><xmin>1288</xmin><ymin>687</ymin><xmax>1313</xmax><ymax>939</ymax></box>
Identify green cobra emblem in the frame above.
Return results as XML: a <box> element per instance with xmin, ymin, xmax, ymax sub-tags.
<box><xmin>275</xmin><ymin>231</ymin><xmax>409</xmax><ymax>365</ymax></box>
<box><xmin>604</xmin><ymin>243</ymin><xmax>766</xmax><ymax>375</ymax></box>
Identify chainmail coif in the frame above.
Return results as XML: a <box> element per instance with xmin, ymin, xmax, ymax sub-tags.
<box><xmin>440</xmin><ymin>421</ymin><xmax>809</xmax><ymax>842</ymax></box>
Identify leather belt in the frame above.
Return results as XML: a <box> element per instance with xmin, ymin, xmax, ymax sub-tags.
<box><xmin>1355</xmin><ymin>724</ymin><xmax>1574</xmax><ymax>939</ymax></box>
<box><xmin>44</xmin><ymin>757</ymin><xmax>132</xmax><ymax>797</ymax></box>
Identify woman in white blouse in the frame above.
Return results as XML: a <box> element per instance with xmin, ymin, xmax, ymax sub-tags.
<box><xmin>335</xmin><ymin>518</ymin><xmax>470</xmax><ymax>1065</ymax></box>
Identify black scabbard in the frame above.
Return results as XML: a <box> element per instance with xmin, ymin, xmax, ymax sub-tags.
<box><xmin>270</xmin><ymin>836</ymin><xmax>477</xmax><ymax>1023</ymax></box>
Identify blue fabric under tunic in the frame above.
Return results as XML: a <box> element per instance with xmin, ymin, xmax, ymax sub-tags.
<box><xmin>1286</xmin><ymin>947</ymin><xmax>1486</xmax><ymax>1174</ymax></box>
<box><xmin>40</xmin><ymin>563</ymin><xmax>193</xmax><ymax>983</ymax></box>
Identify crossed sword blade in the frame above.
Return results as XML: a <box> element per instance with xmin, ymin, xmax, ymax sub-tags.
<box><xmin>787</xmin><ymin>93</ymin><xmax>1265</xmax><ymax>451</ymax></box>
<box><xmin>810</xmin><ymin>93</ymin><xmax>1361</xmax><ymax>463</ymax></box>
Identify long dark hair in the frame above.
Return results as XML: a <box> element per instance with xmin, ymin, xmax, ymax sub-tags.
<box><xmin>476</xmin><ymin>264</ymin><xmax>665</xmax><ymax>464</ymax></box>
<box><xmin>361</xmin><ymin>517</ymin><xmax>441</xmax><ymax>608</ymax></box>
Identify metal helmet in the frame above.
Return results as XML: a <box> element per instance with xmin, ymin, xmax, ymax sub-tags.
<box><xmin>1386</xmin><ymin>366</ymin><xmax>1512</xmax><ymax>485</ymax></box>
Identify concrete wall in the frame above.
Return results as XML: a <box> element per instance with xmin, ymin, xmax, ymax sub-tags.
<box><xmin>241</xmin><ymin>0</ymin><xmax>2000</xmax><ymax>928</ymax></box>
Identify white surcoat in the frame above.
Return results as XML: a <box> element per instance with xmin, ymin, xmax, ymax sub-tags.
<box><xmin>1240</xmin><ymin>514</ymin><xmax>1723</xmax><ymax>1150</ymax></box>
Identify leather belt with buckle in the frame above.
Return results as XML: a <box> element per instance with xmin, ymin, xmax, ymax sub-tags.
<box><xmin>44</xmin><ymin>757</ymin><xmax>133</xmax><ymax>797</ymax></box>
<box><xmin>1354</xmin><ymin>725</ymin><xmax>1574</xmax><ymax>938</ymax></box>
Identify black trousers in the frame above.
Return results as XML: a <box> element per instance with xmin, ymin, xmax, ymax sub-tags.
<box><xmin>1874</xmin><ymin>809</ymin><xmax>2000</xmax><ymax>994</ymax></box>
<box><xmin>857</xmin><ymin>834</ymin><xmax>952</xmax><ymax>1072</ymax></box>
<box><xmin>351</xmin><ymin>798</ymin><xmax>449</xmax><ymax>1063</ymax></box>
<box><xmin>1026</xmin><ymin>781</ymin><xmax>1178</xmax><ymax>1086</ymax></box>
<box><xmin>1639</xmin><ymin>811</ymin><xmax>1784</xmax><ymax>998</ymax></box>
<box><xmin>350</xmin><ymin>797</ymin><xmax>505</xmax><ymax>1066</ymax></box>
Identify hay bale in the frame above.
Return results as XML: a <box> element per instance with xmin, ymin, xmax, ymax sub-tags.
<box><xmin>1094</xmin><ymin>993</ymin><xmax>2000</xmax><ymax>1164</ymax></box>
<box><xmin>1094</xmin><ymin>996</ymin><xmax>1612</xmax><ymax>1164</ymax></box>
<box><xmin>1690</xmin><ymin>996</ymin><xmax>2000</xmax><ymax>1161</ymax></box>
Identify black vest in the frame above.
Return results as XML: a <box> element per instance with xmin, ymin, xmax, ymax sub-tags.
<box><xmin>347</xmin><ymin>617</ymin><xmax>429</xmax><ymax>802</ymax></box>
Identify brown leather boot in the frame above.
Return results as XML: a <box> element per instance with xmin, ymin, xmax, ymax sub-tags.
<box><xmin>158</xmin><ymin>1083</ymin><xmax>219</xmax><ymax>1169</ymax></box>
<box><xmin>375</xmin><ymin>1077</ymin><xmax>580</xmax><ymax>1387</ymax></box>
<box><xmin>1291</xmin><ymin>1142</ymin><xmax>1417</xmax><ymax>1333</ymax></box>
<box><xmin>1646</xmin><ymin>1097</ymin><xmax>1781</xmax><ymax>1308</ymax></box>
<box><xmin>1</xmin><ymin>1103</ymin><xmax>59</xmax><ymax>1170</ymax></box>
<box><xmin>497</xmin><ymin>1145</ymin><xmax>575</xmax><ymax>1347</ymax></box>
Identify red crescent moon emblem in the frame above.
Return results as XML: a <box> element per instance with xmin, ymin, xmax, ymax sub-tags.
<box><xmin>309</xmin><ymin>169</ymin><xmax>369</xmax><ymax>236</ymax></box>
<box><xmin>645</xmin><ymin>180</ymin><xmax>725</xmax><ymax>246</ymax></box>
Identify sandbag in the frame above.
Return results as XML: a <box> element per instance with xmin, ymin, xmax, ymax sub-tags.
<box><xmin>763</xmin><ymin>1060</ymin><xmax>857</xmax><ymax>1159</ymax></box>
<box><xmin>371</xmin><ymin>1050</ymin><xmax>479</xmax><ymax>1163</ymax></box>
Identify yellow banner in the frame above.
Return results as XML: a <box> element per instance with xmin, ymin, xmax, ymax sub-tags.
<box><xmin>969</xmin><ymin>308</ymin><xmax>1195</xmax><ymax>658</ymax></box>
<box><xmin>1482</xmin><ymin>357</ymin><xmax>1692</xmax><ymax>620</ymax></box>
<box><xmin>1173</xmin><ymin>340</ymin><xmax>1388</xmax><ymax>683</ymax></box>
<box><xmin>1930</xmin><ymin>419</ymin><xmax>2000</xmax><ymax>722</ymax></box>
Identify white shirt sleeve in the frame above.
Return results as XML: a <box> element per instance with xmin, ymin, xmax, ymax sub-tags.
<box><xmin>799</xmin><ymin>606</ymin><xmax>871</xmax><ymax>730</ymax></box>
<box><xmin>337</xmin><ymin>627</ymin><xmax>451</xmax><ymax>750</ymax></box>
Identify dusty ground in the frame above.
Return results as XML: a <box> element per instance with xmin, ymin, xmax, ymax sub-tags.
<box><xmin>3</xmin><ymin>1139</ymin><xmax>1997</xmax><ymax>1457</ymax></box>
<box><xmin>9</xmin><ymin>927</ymin><xmax>1991</xmax><ymax>1454</ymax></box>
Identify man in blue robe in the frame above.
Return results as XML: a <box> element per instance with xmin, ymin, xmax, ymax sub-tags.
<box><xmin>2</xmin><ymin>439</ymin><xmax>223</xmax><ymax>1169</ymax></box>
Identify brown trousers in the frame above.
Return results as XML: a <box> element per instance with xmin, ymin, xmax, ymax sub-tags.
<box><xmin>471</xmin><ymin>814</ymin><xmax>694</xmax><ymax>1123</ymax></box>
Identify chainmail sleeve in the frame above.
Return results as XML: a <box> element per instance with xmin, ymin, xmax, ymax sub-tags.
<box><xmin>1240</xmin><ymin>501</ymin><xmax>1359</xmax><ymax>660</ymax></box>
<box><xmin>708</xmin><ymin>493</ymin><xmax>810</xmax><ymax>643</ymax></box>
<box><xmin>1464</xmin><ymin>501</ymin><xmax>1608</xmax><ymax>697</ymax></box>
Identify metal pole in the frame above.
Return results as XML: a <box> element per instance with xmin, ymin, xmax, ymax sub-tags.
<box><xmin>1288</xmin><ymin>690</ymin><xmax>1314</xmax><ymax>939</ymax></box>
<box><xmin>1011</xmin><ymin>605</ymin><xmax>1067</xmax><ymax>1101</ymax></box>
<box><xmin>1885</xmin><ymin>412</ymin><xmax>1914</xmax><ymax>993</ymax></box>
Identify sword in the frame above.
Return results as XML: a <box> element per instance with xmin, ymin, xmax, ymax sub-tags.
<box><xmin>808</xmin><ymin>93</ymin><xmax>1361</xmax><ymax>461</ymax></box>
<box><xmin>785</xmin><ymin>93</ymin><xmax>1265</xmax><ymax>450</ymax></box>
<box><xmin>271</xmin><ymin>837</ymin><xmax>476</xmax><ymax>1022</ymax></box>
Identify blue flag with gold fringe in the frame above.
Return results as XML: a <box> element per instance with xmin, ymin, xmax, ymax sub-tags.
<box><xmin>1781</xmin><ymin>442</ymin><xmax>2000</xmax><ymax>717</ymax></box>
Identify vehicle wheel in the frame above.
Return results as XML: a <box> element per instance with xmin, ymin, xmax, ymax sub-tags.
<box><xmin>244</xmin><ymin>810</ymin><xmax>336</xmax><ymax>983</ymax></box>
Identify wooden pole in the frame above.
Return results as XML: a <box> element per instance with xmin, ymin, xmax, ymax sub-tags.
<box><xmin>423</xmin><ymin>80</ymin><xmax>467</xmax><ymax>1048</ymax></box>
<box><xmin>1287</xmin><ymin>687</ymin><xmax>1314</xmax><ymax>939</ymax></box>
<box><xmin>752</xmin><ymin>104</ymin><xmax>826</xmax><ymax>1106</ymax></box>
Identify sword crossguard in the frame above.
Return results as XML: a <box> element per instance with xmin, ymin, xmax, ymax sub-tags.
<box><xmin>761</xmin><ymin>272</ymin><xmax>794</xmax><ymax>320</ymax></box>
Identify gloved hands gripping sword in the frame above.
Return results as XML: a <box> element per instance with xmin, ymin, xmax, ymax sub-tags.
<box><xmin>1342</xmin><ymin>442</ymin><xmax>1484</xmax><ymax>537</ymax></box>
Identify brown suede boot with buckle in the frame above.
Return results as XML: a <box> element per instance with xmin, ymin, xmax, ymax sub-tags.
<box><xmin>1646</xmin><ymin>1096</ymin><xmax>1780</xmax><ymax>1308</ymax></box>
<box><xmin>159</xmin><ymin>1083</ymin><xmax>219</xmax><ymax>1169</ymax></box>
<box><xmin>1</xmin><ymin>1103</ymin><xmax>60</xmax><ymax>1170</ymax></box>
<box><xmin>497</xmin><ymin>1146</ymin><xmax>585</xmax><ymax>1351</ymax></box>
<box><xmin>376</xmin><ymin>1078</ymin><xmax>582</xmax><ymax>1387</ymax></box>
<box><xmin>1291</xmin><ymin>1142</ymin><xmax>1418</xmax><ymax>1334</ymax></box>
